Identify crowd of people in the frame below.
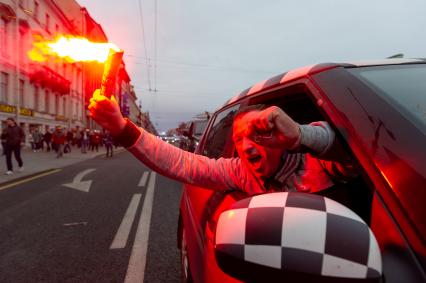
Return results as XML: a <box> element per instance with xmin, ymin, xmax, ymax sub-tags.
<box><xmin>1</xmin><ymin>118</ymin><xmax>115</xmax><ymax>175</ymax></box>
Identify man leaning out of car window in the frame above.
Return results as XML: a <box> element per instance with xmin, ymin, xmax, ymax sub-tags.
<box><xmin>88</xmin><ymin>90</ymin><xmax>357</xmax><ymax>195</ymax></box>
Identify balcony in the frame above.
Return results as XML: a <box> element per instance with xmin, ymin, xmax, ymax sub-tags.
<box><xmin>29</xmin><ymin>63</ymin><xmax>71</xmax><ymax>95</ymax></box>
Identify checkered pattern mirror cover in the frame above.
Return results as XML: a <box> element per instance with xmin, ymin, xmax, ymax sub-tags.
<box><xmin>215</xmin><ymin>192</ymin><xmax>382</xmax><ymax>281</ymax></box>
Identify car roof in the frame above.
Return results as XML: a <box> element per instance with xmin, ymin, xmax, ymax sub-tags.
<box><xmin>220</xmin><ymin>58</ymin><xmax>426</xmax><ymax>110</ymax></box>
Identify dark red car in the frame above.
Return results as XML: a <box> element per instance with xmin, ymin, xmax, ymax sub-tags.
<box><xmin>178</xmin><ymin>59</ymin><xmax>426</xmax><ymax>283</ymax></box>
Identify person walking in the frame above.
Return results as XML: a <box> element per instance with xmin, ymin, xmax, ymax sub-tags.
<box><xmin>52</xmin><ymin>126</ymin><xmax>66</xmax><ymax>158</ymax></box>
<box><xmin>44</xmin><ymin>129</ymin><xmax>52</xmax><ymax>152</ymax></box>
<box><xmin>103</xmin><ymin>131</ymin><xmax>114</xmax><ymax>158</ymax></box>
<box><xmin>64</xmin><ymin>129</ymin><xmax>73</xmax><ymax>153</ymax></box>
<box><xmin>32</xmin><ymin>128</ymin><xmax>43</xmax><ymax>152</ymax></box>
<box><xmin>81</xmin><ymin>129</ymin><xmax>89</xmax><ymax>153</ymax></box>
<box><xmin>28</xmin><ymin>130</ymin><xmax>35</xmax><ymax>152</ymax></box>
<box><xmin>75</xmin><ymin>128</ymin><xmax>82</xmax><ymax>148</ymax></box>
<box><xmin>3</xmin><ymin>117</ymin><xmax>25</xmax><ymax>175</ymax></box>
<box><xmin>91</xmin><ymin>131</ymin><xmax>101</xmax><ymax>152</ymax></box>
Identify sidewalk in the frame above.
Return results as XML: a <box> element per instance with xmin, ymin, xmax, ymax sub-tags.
<box><xmin>0</xmin><ymin>146</ymin><xmax>125</xmax><ymax>185</ymax></box>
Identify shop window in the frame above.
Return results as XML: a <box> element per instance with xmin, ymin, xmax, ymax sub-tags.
<box><xmin>34</xmin><ymin>86</ymin><xmax>39</xmax><ymax>110</ymax></box>
<box><xmin>63</xmin><ymin>97</ymin><xmax>66</xmax><ymax>116</ymax></box>
<box><xmin>55</xmin><ymin>94</ymin><xmax>59</xmax><ymax>114</ymax></box>
<box><xmin>0</xmin><ymin>72</ymin><xmax>9</xmax><ymax>103</ymax></box>
<box><xmin>1</xmin><ymin>18</ymin><xmax>8</xmax><ymax>56</ymax></box>
<box><xmin>45</xmin><ymin>89</ymin><xmax>49</xmax><ymax>113</ymax></box>
<box><xmin>19</xmin><ymin>79</ymin><xmax>25</xmax><ymax>107</ymax></box>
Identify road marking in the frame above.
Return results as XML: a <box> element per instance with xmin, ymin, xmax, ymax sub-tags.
<box><xmin>63</xmin><ymin>222</ymin><xmax>88</xmax><ymax>226</ymax></box>
<box><xmin>62</xmin><ymin>168</ymin><xmax>96</xmax><ymax>193</ymax></box>
<box><xmin>0</xmin><ymin>169</ymin><xmax>62</xmax><ymax>191</ymax></box>
<box><xmin>138</xmin><ymin>171</ymin><xmax>149</xmax><ymax>187</ymax></box>
<box><xmin>124</xmin><ymin>172</ymin><xmax>156</xmax><ymax>283</ymax></box>
<box><xmin>110</xmin><ymin>194</ymin><xmax>142</xmax><ymax>249</ymax></box>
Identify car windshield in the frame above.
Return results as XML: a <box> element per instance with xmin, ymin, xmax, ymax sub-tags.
<box><xmin>348</xmin><ymin>64</ymin><xmax>426</xmax><ymax>134</ymax></box>
<box><xmin>194</xmin><ymin>120</ymin><xmax>208</xmax><ymax>135</ymax></box>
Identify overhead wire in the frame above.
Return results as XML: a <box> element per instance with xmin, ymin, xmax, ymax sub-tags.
<box><xmin>137</xmin><ymin>0</ymin><xmax>152</xmax><ymax>91</ymax></box>
<box><xmin>153</xmin><ymin>0</ymin><xmax>158</xmax><ymax>92</ymax></box>
<box><xmin>125</xmin><ymin>54</ymin><xmax>277</xmax><ymax>75</ymax></box>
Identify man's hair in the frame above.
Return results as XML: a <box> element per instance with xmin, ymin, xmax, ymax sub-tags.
<box><xmin>233</xmin><ymin>104</ymin><xmax>266</xmax><ymax>122</ymax></box>
<box><xmin>6</xmin><ymin>117</ymin><xmax>15</xmax><ymax>122</ymax></box>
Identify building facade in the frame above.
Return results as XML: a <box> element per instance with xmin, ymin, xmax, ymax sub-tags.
<box><xmin>0</xmin><ymin>0</ymin><xmax>154</xmax><ymax>142</ymax></box>
<box><xmin>0</xmin><ymin>0</ymin><xmax>85</xmax><ymax>141</ymax></box>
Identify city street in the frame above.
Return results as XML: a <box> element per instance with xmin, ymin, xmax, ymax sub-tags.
<box><xmin>0</xmin><ymin>150</ymin><xmax>181</xmax><ymax>283</ymax></box>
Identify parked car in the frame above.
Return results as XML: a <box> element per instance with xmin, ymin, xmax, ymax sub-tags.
<box><xmin>178</xmin><ymin>59</ymin><xmax>426</xmax><ymax>283</ymax></box>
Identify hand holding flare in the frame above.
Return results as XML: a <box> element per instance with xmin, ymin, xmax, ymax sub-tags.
<box><xmin>88</xmin><ymin>90</ymin><xmax>127</xmax><ymax>136</ymax></box>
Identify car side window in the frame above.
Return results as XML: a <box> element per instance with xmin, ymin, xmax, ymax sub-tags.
<box><xmin>202</xmin><ymin>105</ymin><xmax>240</xmax><ymax>159</ymax></box>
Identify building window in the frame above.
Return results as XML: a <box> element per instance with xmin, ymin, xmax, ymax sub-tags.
<box><xmin>19</xmin><ymin>32</ymin><xmax>24</xmax><ymax>60</ymax></box>
<box><xmin>45</xmin><ymin>13</ymin><xmax>50</xmax><ymax>32</ymax></box>
<box><xmin>55</xmin><ymin>94</ymin><xmax>59</xmax><ymax>115</ymax></box>
<box><xmin>1</xmin><ymin>18</ymin><xmax>8</xmax><ymax>56</ymax></box>
<box><xmin>45</xmin><ymin>89</ymin><xmax>49</xmax><ymax>113</ymax></box>
<box><xmin>19</xmin><ymin>79</ymin><xmax>25</xmax><ymax>107</ymax></box>
<box><xmin>0</xmin><ymin>72</ymin><xmax>9</xmax><ymax>103</ymax></box>
<box><xmin>34</xmin><ymin>86</ymin><xmax>39</xmax><ymax>110</ymax></box>
<box><xmin>34</xmin><ymin>1</ymin><xmax>39</xmax><ymax>20</ymax></box>
<box><xmin>63</xmin><ymin>97</ymin><xmax>66</xmax><ymax>116</ymax></box>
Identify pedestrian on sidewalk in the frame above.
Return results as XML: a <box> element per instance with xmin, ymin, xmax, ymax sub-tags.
<box><xmin>1</xmin><ymin>129</ymin><xmax>7</xmax><ymax>155</ymax></box>
<box><xmin>52</xmin><ymin>126</ymin><xmax>66</xmax><ymax>158</ymax></box>
<box><xmin>32</xmin><ymin>128</ymin><xmax>43</xmax><ymax>152</ymax></box>
<box><xmin>103</xmin><ymin>131</ymin><xmax>114</xmax><ymax>158</ymax></box>
<box><xmin>44</xmin><ymin>129</ymin><xmax>52</xmax><ymax>152</ymax></box>
<box><xmin>63</xmin><ymin>128</ymin><xmax>72</xmax><ymax>154</ymax></box>
<box><xmin>28</xmin><ymin>130</ymin><xmax>35</xmax><ymax>151</ymax></box>
<box><xmin>75</xmin><ymin>128</ymin><xmax>82</xmax><ymax>148</ymax></box>
<box><xmin>3</xmin><ymin>117</ymin><xmax>25</xmax><ymax>175</ymax></box>
<box><xmin>65</xmin><ymin>129</ymin><xmax>73</xmax><ymax>153</ymax></box>
<box><xmin>91</xmin><ymin>130</ymin><xmax>101</xmax><ymax>152</ymax></box>
<box><xmin>81</xmin><ymin>129</ymin><xmax>89</xmax><ymax>153</ymax></box>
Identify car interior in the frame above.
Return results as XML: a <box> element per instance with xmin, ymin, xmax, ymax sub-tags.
<box><xmin>243</xmin><ymin>84</ymin><xmax>375</xmax><ymax>224</ymax></box>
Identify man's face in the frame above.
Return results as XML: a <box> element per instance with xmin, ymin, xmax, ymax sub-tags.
<box><xmin>232</xmin><ymin>111</ymin><xmax>285</xmax><ymax>181</ymax></box>
<box><xmin>6</xmin><ymin>119</ymin><xmax>14</xmax><ymax>127</ymax></box>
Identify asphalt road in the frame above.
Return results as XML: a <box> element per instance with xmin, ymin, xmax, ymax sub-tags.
<box><xmin>0</xmin><ymin>151</ymin><xmax>182</xmax><ymax>283</ymax></box>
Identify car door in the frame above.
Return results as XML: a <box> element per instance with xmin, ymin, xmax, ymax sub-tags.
<box><xmin>311</xmin><ymin>65</ymin><xmax>426</xmax><ymax>283</ymax></box>
<box><xmin>180</xmin><ymin>104</ymin><xmax>243</xmax><ymax>282</ymax></box>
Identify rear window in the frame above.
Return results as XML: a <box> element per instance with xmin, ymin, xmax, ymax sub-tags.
<box><xmin>348</xmin><ymin>64</ymin><xmax>426</xmax><ymax>134</ymax></box>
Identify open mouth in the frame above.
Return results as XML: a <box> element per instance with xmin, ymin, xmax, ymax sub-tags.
<box><xmin>247</xmin><ymin>155</ymin><xmax>262</xmax><ymax>167</ymax></box>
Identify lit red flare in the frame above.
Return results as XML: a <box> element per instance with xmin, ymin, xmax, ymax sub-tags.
<box><xmin>28</xmin><ymin>35</ymin><xmax>124</xmax><ymax>99</ymax></box>
<box><xmin>28</xmin><ymin>35</ymin><xmax>122</xmax><ymax>63</ymax></box>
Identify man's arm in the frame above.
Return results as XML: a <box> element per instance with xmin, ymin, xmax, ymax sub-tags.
<box><xmin>88</xmin><ymin>91</ymin><xmax>244</xmax><ymax>192</ymax></box>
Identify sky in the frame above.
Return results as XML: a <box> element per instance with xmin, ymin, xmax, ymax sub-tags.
<box><xmin>76</xmin><ymin>0</ymin><xmax>426</xmax><ymax>133</ymax></box>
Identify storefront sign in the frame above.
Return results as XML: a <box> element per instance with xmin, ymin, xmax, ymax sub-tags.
<box><xmin>19</xmin><ymin>108</ymin><xmax>33</xmax><ymax>116</ymax></box>
<box><xmin>0</xmin><ymin>104</ymin><xmax>33</xmax><ymax>116</ymax></box>
<box><xmin>33</xmin><ymin>111</ymin><xmax>53</xmax><ymax>119</ymax></box>
<box><xmin>55</xmin><ymin>115</ymin><xmax>68</xmax><ymax>122</ymax></box>
<box><xmin>0</xmin><ymin>104</ymin><xmax>15</xmax><ymax>114</ymax></box>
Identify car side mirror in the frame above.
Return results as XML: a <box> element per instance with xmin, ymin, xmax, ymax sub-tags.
<box><xmin>215</xmin><ymin>192</ymin><xmax>382</xmax><ymax>282</ymax></box>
